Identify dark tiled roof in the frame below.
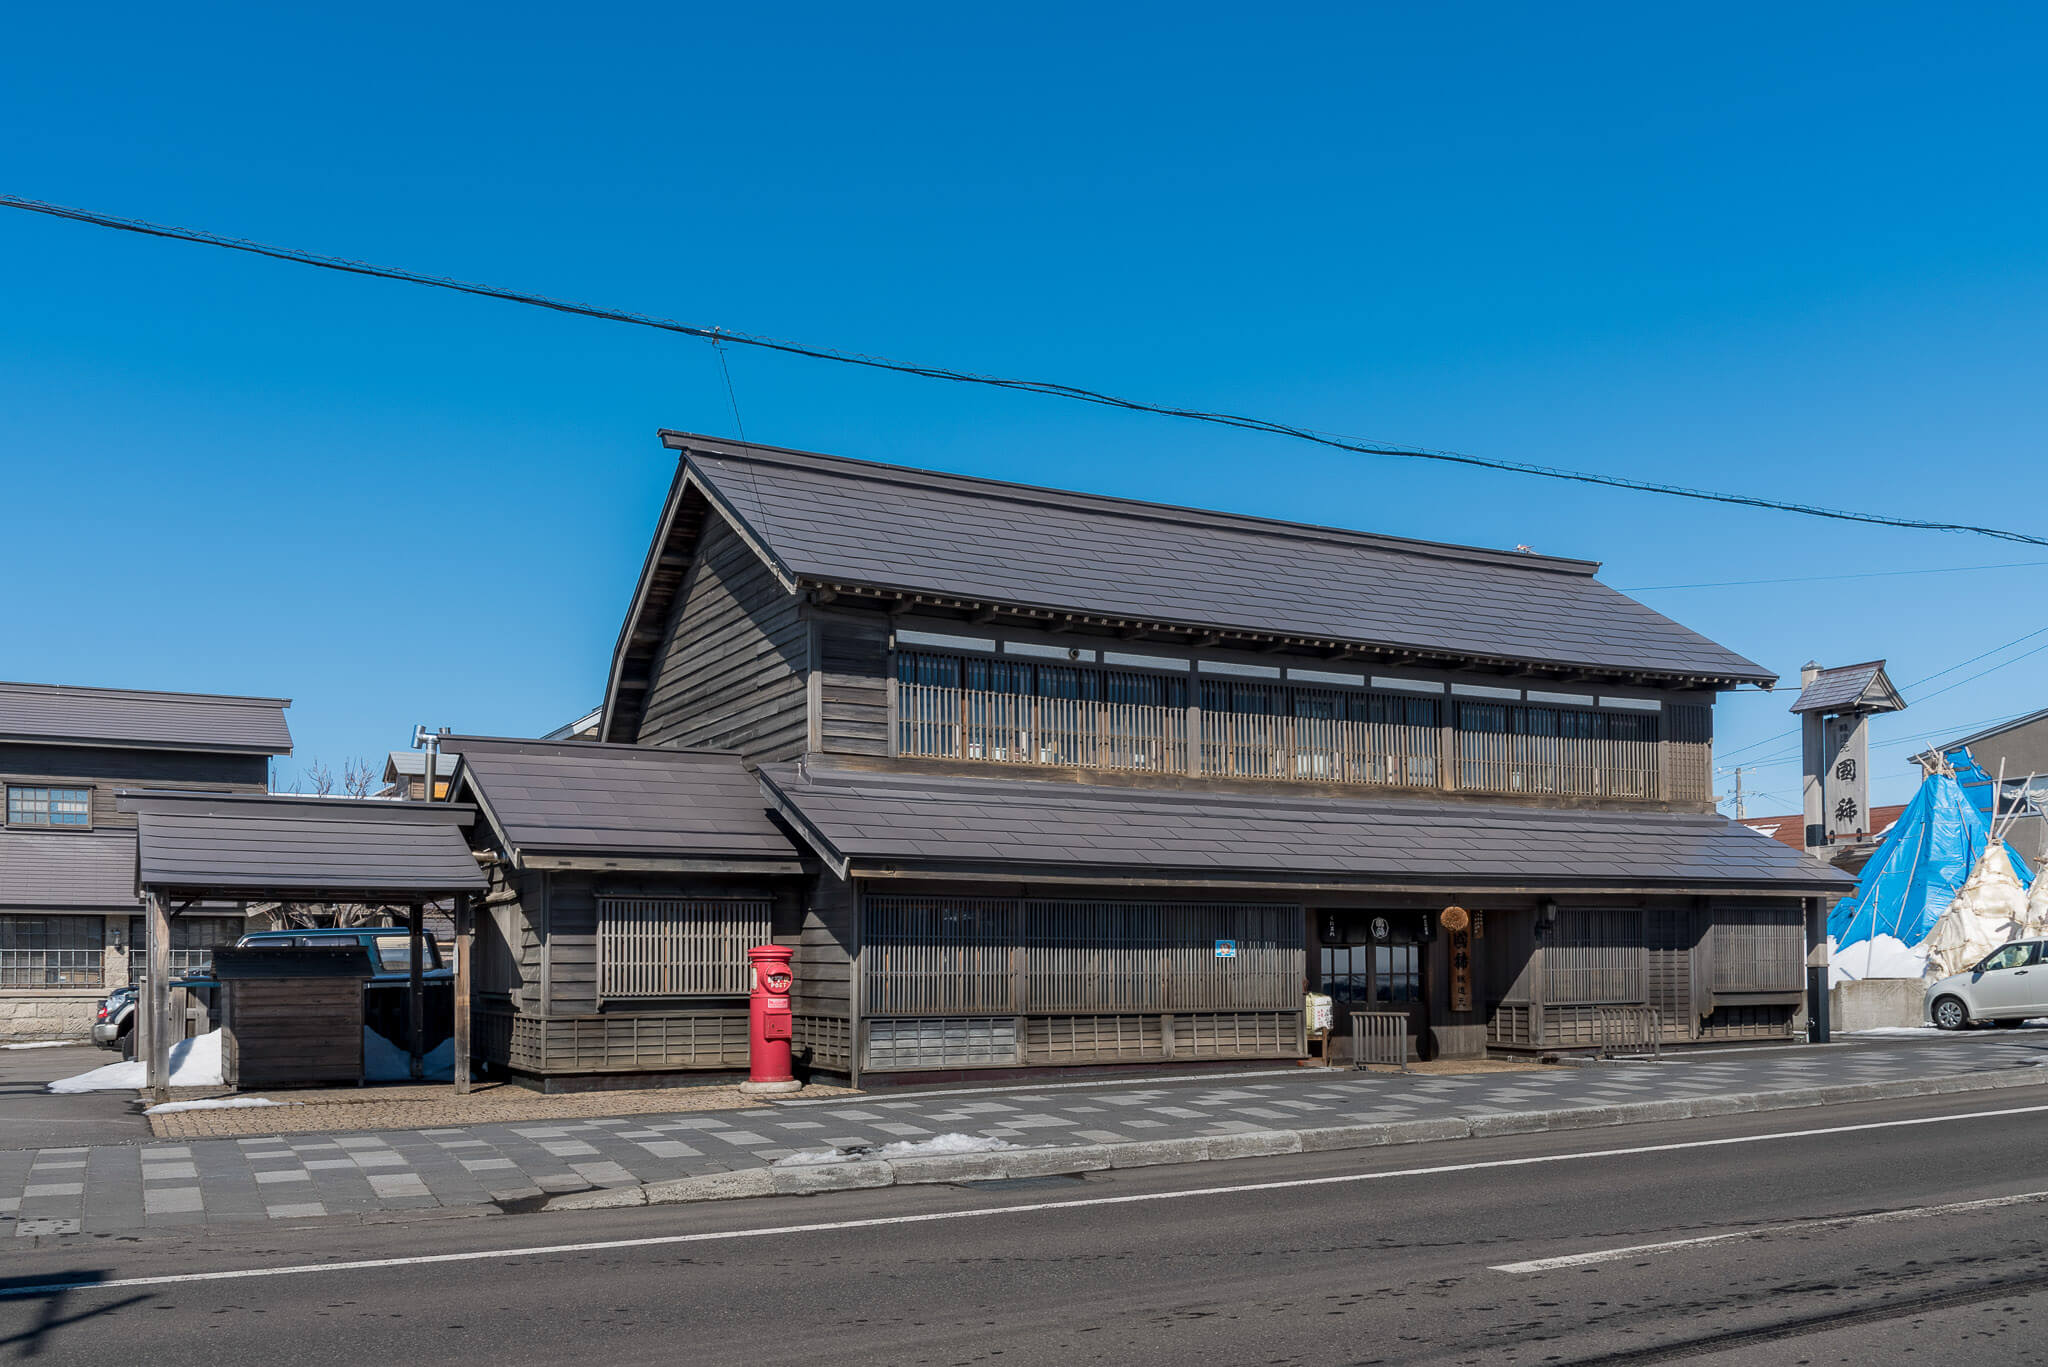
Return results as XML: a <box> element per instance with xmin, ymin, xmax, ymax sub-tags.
<box><xmin>1789</xmin><ymin>661</ymin><xmax>1903</xmax><ymax>714</ymax></box>
<box><xmin>0</xmin><ymin>830</ymin><xmax>140</xmax><ymax>909</ymax></box>
<box><xmin>122</xmin><ymin>793</ymin><xmax>486</xmax><ymax>898</ymax></box>
<box><xmin>758</xmin><ymin>762</ymin><xmax>1851</xmax><ymax>893</ymax></box>
<box><xmin>663</xmin><ymin>432</ymin><xmax>1774</xmax><ymax>685</ymax></box>
<box><xmin>446</xmin><ymin>736</ymin><xmax>800</xmax><ymax>866</ymax></box>
<box><xmin>0</xmin><ymin>681</ymin><xmax>292</xmax><ymax>754</ymax></box>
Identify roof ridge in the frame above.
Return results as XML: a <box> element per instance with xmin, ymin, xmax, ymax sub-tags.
<box><xmin>661</xmin><ymin>430</ymin><xmax>1602</xmax><ymax>577</ymax></box>
<box><xmin>0</xmin><ymin>680</ymin><xmax>292</xmax><ymax>708</ymax></box>
<box><xmin>444</xmin><ymin>733</ymin><xmax>743</xmax><ymax>758</ymax></box>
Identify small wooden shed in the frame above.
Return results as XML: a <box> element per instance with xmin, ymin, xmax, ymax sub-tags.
<box><xmin>215</xmin><ymin>946</ymin><xmax>375</xmax><ymax>1088</ymax></box>
<box><xmin>121</xmin><ymin>791</ymin><xmax>489</xmax><ymax>1103</ymax></box>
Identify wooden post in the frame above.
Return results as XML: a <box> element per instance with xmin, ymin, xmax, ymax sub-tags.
<box><xmin>408</xmin><ymin>902</ymin><xmax>425</xmax><ymax>1082</ymax></box>
<box><xmin>453</xmin><ymin>893</ymin><xmax>473</xmax><ymax>1094</ymax></box>
<box><xmin>145</xmin><ymin>890</ymin><xmax>171</xmax><ymax>1104</ymax></box>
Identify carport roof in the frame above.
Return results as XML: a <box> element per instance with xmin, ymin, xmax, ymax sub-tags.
<box><xmin>120</xmin><ymin>791</ymin><xmax>487</xmax><ymax>901</ymax></box>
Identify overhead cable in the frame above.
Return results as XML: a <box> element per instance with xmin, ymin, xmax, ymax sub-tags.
<box><xmin>6</xmin><ymin>193</ymin><xmax>2048</xmax><ymax>549</ymax></box>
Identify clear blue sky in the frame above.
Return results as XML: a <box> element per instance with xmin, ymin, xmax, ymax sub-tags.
<box><xmin>4</xmin><ymin>5</ymin><xmax>2045</xmax><ymax>809</ymax></box>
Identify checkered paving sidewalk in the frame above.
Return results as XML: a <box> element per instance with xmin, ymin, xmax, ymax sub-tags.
<box><xmin>8</xmin><ymin>1034</ymin><xmax>2045</xmax><ymax>1237</ymax></box>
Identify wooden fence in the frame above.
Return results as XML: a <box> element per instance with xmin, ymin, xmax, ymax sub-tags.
<box><xmin>476</xmin><ymin>1007</ymin><xmax>750</xmax><ymax>1073</ymax></box>
<box><xmin>596</xmin><ymin>897</ymin><xmax>771</xmax><ymax>999</ymax></box>
<box><xmin>861</xmin><ymin>897</ymin><xmax>1304</xmax><ymax>1016</ymax></box>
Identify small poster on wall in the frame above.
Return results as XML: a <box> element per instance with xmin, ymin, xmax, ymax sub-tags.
<box><xmin>1214</xmin><ymin>939</ymin><xmax>1237</xmax><ymax>959</ymax></box>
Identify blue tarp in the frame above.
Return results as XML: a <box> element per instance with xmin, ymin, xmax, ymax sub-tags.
<box><xmin>1947</xmin><ymin>746</ymin><xmax>2036</xmax><ymax>883</ymax></box>
<box><xmin>1829</xmin><ymin>770</ymin><xmax>2035</xmax><ymax>951</ymax></box>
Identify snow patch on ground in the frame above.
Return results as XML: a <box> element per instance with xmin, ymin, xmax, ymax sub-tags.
<box><xmin>48</xmin><ymin>1030</ymin><xmax>223</xmax><ymax>1093</ymax></box>
<box><xmin>3</xmin><ymin>1040</ymin><xmax>74</xmax><ymax>1050</ymax></box>
<box><xmin>775</xmin><ymin>1133</ymin><xmax>1013</xmax><ymax>1168</ymax></box>
<box><xmin>145</xmin><ymin>1097</ymin><xmax>297</xmax><ymax>1115</ymax></box>
<box><xmin>1829</xmin><ymin>934</ymin><xmax>1929</xmax><ymax>986</ymax></box>
<box><xmin>363</xmin><ymin>1028</ymin><xmax>454</xmax><ymax>1083</ymax></box>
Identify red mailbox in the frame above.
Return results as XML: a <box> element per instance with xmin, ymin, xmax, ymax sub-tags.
<box><xmin>746</xmin><ymin>944</ymin><xmax>797</xmax><ymax>1090</ymax></box>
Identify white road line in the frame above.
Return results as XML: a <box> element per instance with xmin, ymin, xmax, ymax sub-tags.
<box><xmin>7</xmin><ymin>1100</ymin><xmax>2048</xmax><ymax>1300</ymax></box>
<box><xmin>1491</xmin><ymin>1189</ymin><xmax>2048</xmax><ymax>1274</ymax></box>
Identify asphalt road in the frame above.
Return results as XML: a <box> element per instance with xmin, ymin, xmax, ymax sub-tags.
<box><xmin>6</xmin><ymin>1087</ymin><xmax>2047</xmax><ymax>1365</ymax></box>
<box><xmin>0</xmin><ymin>1045</ymin><xmax>146</xmax><ymax>1152</ymax></box>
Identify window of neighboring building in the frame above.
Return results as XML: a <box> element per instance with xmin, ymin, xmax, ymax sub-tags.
<box><xmin>0</xmin><ymin>914</ymin><xmax>105</xmax><ymax>989</ymax></box>
<box><xmin>5</xmin><ymin>785</ymin><xmax>91</xmax><ymax>828</ymax></box>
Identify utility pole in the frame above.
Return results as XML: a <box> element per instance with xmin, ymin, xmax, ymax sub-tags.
<box><xmin>1733</xmin><ymin>767</ymin><xmax>1747</xmax><ymax>820</ymax></box>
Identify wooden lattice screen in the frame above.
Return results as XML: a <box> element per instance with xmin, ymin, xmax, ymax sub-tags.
<box><xmin>597</xmin><ymin>897</ymin><xmax>772</xmax><ymax>999</ymax></box>
<box><xmin>862</xmin><ymin>896</ymin><xmax>1303</xmax><ymax>1015</ymax></box>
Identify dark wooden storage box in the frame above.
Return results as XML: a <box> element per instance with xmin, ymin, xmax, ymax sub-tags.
<box><xmin>214</xmin><ymin>947</ymin><xmax>374</xmax><ymax>1088</ymax></box>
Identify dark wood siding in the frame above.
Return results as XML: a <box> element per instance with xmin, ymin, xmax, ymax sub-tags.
<box><xmin>813</xmin><ymin>610</ymin><xmax>892</xmax><ymax>758</ymax></box>
<box><xmin>636</xmin><ymin>514</ymin><xmax>807</xmax><ymax>759</ymax></box>
<box><xmin>0</xmin><ymin>743</ymin><xmax>267</xmax><ymax>829</ymax></box>
<box><xmin>792</xmin><ymin>870</ymin><xmax>856</xmax><ymax>1019</ymax></box>
<box><xmin>544</xmin><ymin>872</ymin><xmax>601</xmax><ymax>1015</ymax></box>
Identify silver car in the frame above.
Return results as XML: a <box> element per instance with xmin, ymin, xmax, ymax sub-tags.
<box><xmin>1924</xmin><ymin>939</ymin><xmax>2048</xmax><ymax>1030</ymax></box>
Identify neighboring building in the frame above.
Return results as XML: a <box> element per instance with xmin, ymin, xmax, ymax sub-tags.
<box><xmin>1744</xmin><ymin>804</ymin><xmax>1908</xmax><ymax>878</ymax></box>
<box><xmin>509</xmin><ymin>430</ymin><xmax>1846</xmax><ymax>1084</ymax></box>
<box><xmin>1912</xmin><ymin>707</ymin><xmax>2048</xmax><ymax>868</ymax></box>
<box><xmin>0</xmin><ymin>682</ymin><xmax>292</xmax><ymax>1039</ymax></box>
<box><xmin>543</xmin><ymin>707</ymin><xmax>601</xmax><ymax>741</ymax></box>
<box><xmin>381</xmin><ymin>749</ymin><xmax>461</xmax><ymax>801</ymax></box>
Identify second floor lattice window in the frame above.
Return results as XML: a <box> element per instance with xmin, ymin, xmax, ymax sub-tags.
<box><xmin>895</xmin><ymin>649</ymin><xmax>1704</xmax><ymax>801</ymax></box>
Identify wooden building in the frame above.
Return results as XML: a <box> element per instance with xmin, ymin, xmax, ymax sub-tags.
<box><xmin>548</xmin><ymin>432</ymin><xmax>1852</xmax><ymax>1081</ymax></box>
<box><xmin>442</xmin><ymin>736</ymin><xmax>804</xmax><ymax>1090</ymax></box>
<box><xmin>0</xmin><ymin>682</ymin><xmax>291</xmax><ymax>1041</ymax></box>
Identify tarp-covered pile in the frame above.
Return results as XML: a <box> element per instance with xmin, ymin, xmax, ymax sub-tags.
<box><xmin>1829</xmin><ymin>768</ymin><xmax>2036</xmax><ymax>984</ymax></box>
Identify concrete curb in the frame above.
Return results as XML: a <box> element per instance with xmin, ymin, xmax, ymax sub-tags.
<box><xmin>543</xmin><ymin>1065</ymin><xmax>2048</xmax><ymax>1212</ymax></box>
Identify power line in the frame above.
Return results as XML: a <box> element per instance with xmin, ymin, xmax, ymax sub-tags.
<box><xmin>8</xmin><ymin>192</ymin><xmax>2048</xmax><ymax>550</ymax></box>
<box><xmin>1620</xmin><ymin>559</ymin><xmax>2048</xmax><ymax>592</ymax></box>
<box><xmin>1716</xmin><ymin>624</ymin><xmax>2048</xmax><ymax>765</ymax></box>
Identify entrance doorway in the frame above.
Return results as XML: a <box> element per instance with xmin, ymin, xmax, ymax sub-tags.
<box><xmin>1317</xmin><ymin>911</ymin><xmax>1433</xmax><ymax>1060</ymax></box>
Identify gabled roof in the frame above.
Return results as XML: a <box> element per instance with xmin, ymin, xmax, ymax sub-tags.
<box><xmin>1919</xmin><ymin>705</ymin><xmax>2048</xmax><ymax>757</ymax></box>
<box><xmin>121</xmin><ymin>792</ymin><xmax>486</xmax><ymax>900</ymax></box>
<box><xmin>0</xmin><ymin>681</ymin><xmax>292</xmax><ymax>754</ymax></box>
<box><xmin>756</xmin><ymin>760</ymin><xmax>1851</xmax><ymax>895</ymax></box>
<box><xmin>603</xmin><ymin>433</ymin><xmax>1773</xmax><ymax>739</ymax></box>
<box><xmin>0</xmin><ymin>830</ymin><xmax>141</xmax><ymax>909</ymax></box>
<box><xmin>383</xmin><ymin>750</ymin><xmax>461</xmax><ymax>781</ymax></box>
<box><xmin>1788</xmin><ymin>661</ymin><xmax>1905</xmax><ymax>715</ymax></box>
<box><xmin>443</xmin><ymin>736</ymin><xmax>801</xmax><ymax>873</ymax></box>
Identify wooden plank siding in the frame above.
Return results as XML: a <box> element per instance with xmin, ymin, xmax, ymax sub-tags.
<box><xmin>0</xmin><ymin>743</ymin><xmax>267</xmax><ymax>829</ymax></box>
<box><xmin>814</xmin><ymin>612</ymin><xmax>892</xmax><ymax>758</ymax></box>
<box><xmin>791</xmin><ymin>870</ymin><xmax>856</xmax><ymax>1021</ymax></box>
<box><xmin>635</xmin><ymin>513</ymin><xmax>809</xmax><ymax>760</ymax></box>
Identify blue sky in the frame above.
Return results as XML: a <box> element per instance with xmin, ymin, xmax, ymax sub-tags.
<box><xmin>3</xmin><ymin>4</ymin><xmax>2045</xmax><ymax>809</ymax></box>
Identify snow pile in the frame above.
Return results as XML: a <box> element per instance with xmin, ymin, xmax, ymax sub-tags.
<box><xmin>145</xmin><ymin>1096</ymin><xmax>296</xmax><ymax>1115</ymax></box>
<box><xmin>48</xmin><ymin>1029</ymin><xmax>224</xmax><ymax>1093</ymax></box>
<box><xmin>3</xmin><ymin>1040</ymin><xmax>74</xmax><ymax>1050</ymax></box>
<box><xmin>1828</xmin><ymin>934</ymin><xmax>1929</xmax><ymax>986</ymax></box>
<box><xmin>1925</xmin><ymin>843</ymin><xmax>2032</xmax><ymax>979</ymax></box>
<box><xmin>363</xmin><ymin>1028</ymin><xmax>455</xmax><ymax>1083</ymax></box>
<box><xmin>774</xmin><ymin>1133</ymin><xmax>1014</xmax><ymax>1168</ymax></box>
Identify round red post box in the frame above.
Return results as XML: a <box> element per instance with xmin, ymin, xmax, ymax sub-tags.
<box><xmin>743</xmin><ymin>945</ymin><xmax>800</xmax><ymax>1094</ymax></box>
